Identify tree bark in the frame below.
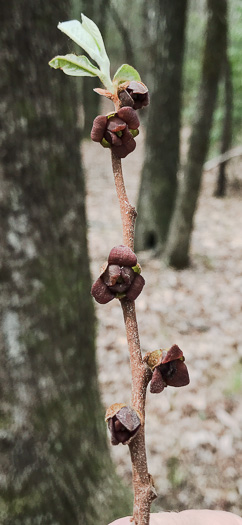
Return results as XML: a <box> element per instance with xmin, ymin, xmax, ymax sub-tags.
<box><xmin>0</xmin><ymin>2</ymin><xmax>131</xmax><ymax>523</ymax></box>
<box><xmin>108</xmin><ymin>1</ymin><xmax>135</xmax><ymax>66</ymax></box>
<box><xmin>165</xmin><ymin>0</ymin><xmax>227</xmax><ymax>269</ymax></box>
<box><xmin>214</xmin><ymin>54</ymin><xmax>233</xmax><ymax>197</ymax></box>
<box><xmin>135</xmin><ymin>0</ymin><xmax>188</xmax><ymax>251</ymax></box>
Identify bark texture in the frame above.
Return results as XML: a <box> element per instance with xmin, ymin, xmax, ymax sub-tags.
<box><xmin>135</xmin><ymin>0</ymin><xmax>188</xmax><ymax>251</ymax></box>
<box><xmin>165</xmin><ymin>0</ymin><xmax>228</xmax><ymax>268</ymax></box>
<box><xmin>0</xmin><ymin>2</ymin><xmax>131</xmax><ymax>523</ymax></box>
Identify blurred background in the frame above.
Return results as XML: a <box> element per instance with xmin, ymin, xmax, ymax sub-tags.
<box><xmin>0</xmin><ymin>0</ymin><xmax>242</xmax><ymax>524</ymax></box>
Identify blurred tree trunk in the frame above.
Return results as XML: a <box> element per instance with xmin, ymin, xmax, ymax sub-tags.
<box><xmin>0</xmin><ymin>2</ymin><xmax>131</xmax><ymax>524</ymax></box>
<box><xmin>135</xmin><ymin>0</ymin><xmax>188</xmax><ymax>251</ymax></box>
<box><xmin>108</xmin><ymin>1</ymin><xmax>135</xmax><ymax>66</ymax></box>
<box><xmin>165</xmin><ymin>0</ymin><xmax>227</xmax><ymax>268</ymax></box>
<box><xmin>214</xmin><ymin>54</ymin><xmax>233</xmax><ymax>197</ymax></box>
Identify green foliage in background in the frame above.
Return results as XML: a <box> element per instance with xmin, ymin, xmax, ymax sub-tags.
<box><xmin>103</xmin><ymin>0</ymin><xmax>242</xmax><ymax>157</ymax></box>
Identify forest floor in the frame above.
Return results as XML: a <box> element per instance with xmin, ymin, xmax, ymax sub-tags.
<box><xmin>83</xmin><ymin>128</ymin><xmax>242</xmax><ymax>516</ymax></box>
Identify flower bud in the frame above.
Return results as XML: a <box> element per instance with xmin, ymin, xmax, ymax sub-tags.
<box><xmin>91</xmin><ymin>107</ymin><xmax>140</xmax><ymax>158</ymax></box>
<box><xmin>119</xmin><ymin>81</ymin><xmax>149</xmax><ymax>110</ymax></box>
<box><xmin>144</xmin><ymin>345</ymin><xmax>190</xmax><ymax>394</ymax></box>
<box><xmin>91</xmin><ymin>246</ymin><xmax>145</xmax><ymax>304</ymax></box>
<box><xmin>105</xmin><ymin>404</ymin><xmax>141</xmax><ymax>445</ymax></box>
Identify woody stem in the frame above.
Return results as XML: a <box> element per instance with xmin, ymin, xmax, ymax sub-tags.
<box><xmin>111</xmin><ymin>151</ymin><xmax>156</xmax><ymax>525</ymax></box>
<box><xmin>111</xmin><ymin>152</ymin><xmax>137</xmax><ymax>250</ymax></box>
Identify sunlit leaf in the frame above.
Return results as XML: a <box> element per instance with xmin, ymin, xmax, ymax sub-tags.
<box><xmin>49</xmin><ymin>54</ymin><xmax>100</xmax><ymax>77</ymax></box>
<box><xmin>113</xmin><ymin>64</ymin><xmax>141</xmax><ymax>85</ymax></box>
<box><xmin>56</xmin><ymin>15</ymin><xmax>114</xmax><ymax>92</ymax></box>
<box><xmin>58</xmin><ymin>20</ymin><xmax>100</xmax><ymax>65</ymax></box>
<box><xmin>81</xmin><ymin>14</ymin><xmax>108</xmax><ymax>61</ymax></box>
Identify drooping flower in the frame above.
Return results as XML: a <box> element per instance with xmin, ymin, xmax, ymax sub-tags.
<box><xmin>91</xmin><ymin>107</ymin><xmax>139</xmax><ymax>158</ymax></box>
<box><xmin>144</xmin><ymin>344</ymin><xmax>190</xmax><ymax>394</ymax></box>
<box><xmin>105</xmin><ymin>403</ymin><xmax>141</xmax><ymax>445</ymax></box>
<box><xmin>91</xmin><ymin>245</ymin><xmax>145</xmax><ymax>304</ymax></box>
<box><xmin>119</xmin><ymin>81</ymin><xmax>149</xmax><ymax>110</ymax></box>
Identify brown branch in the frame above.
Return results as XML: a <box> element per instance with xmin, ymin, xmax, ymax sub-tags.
<box><xmin>111</xmin><ymin>152</ymin><xmax>137</xmax><ymax>250</ymax></box>
<box><xmin>121</xmin><ymin>299</ymin><xmax>155</xmax><ymax>525</ymax></box>
<box><xmin>111</xmin><ymin>150</ymin><xmax>156</xmax><ymax>524</ymax></box>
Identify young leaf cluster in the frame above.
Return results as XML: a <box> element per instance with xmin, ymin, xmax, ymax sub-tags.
<box><xmin>49</xmin><ymin>14</ymin><xmax>141</xmax><ymax>95</ymax></box>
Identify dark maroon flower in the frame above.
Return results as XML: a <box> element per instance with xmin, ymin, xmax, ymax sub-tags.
<box><xmin>105</xmin><ymin>403</ymin><xmax>141</xmax><ymax>446</ymax></box>
<box><xmin>144</xmin><ymin>345</ymin><xmax>190</xmax><ymax>394</ymax></box>
<box><xmin>119</xmin><ymin>81</ymin><xmax>149</xmax><ymax>110</ymax></box>
<box><xmin>91</xmin><ymin>107</ymin><xmax>140</xmax><ymax>158</ymax></box>
<box><xmin>91</xmin><ymin>245</ymin><xmax>145</xmax><ymax>304</ymax></box>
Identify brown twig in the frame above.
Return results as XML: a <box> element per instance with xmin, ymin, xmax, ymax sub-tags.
<box><xmin>111</xmin><ymin>150</ymin><xmax>156</xmax><ymax>524</ymax></box>
<box><xmin>111</xmin><ymin>152</ymin><xmax>137</xmax><ymax>250</ymax></box>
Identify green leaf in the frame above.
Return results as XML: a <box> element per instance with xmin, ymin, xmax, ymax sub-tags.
<box><xmin>57</xmin><ymin>15</ymin><xmax>114</xmax><ymax>92</ymax></box>
<box><xmin>58</xmin><ymin>20</ymin><xmax>101</xmax><ymax>66</ymax></box>
<box><xmin>113</xmin><ymin>64</ymin><xmax>141</xmax><ymax>85</ymax></box>
<box><xmin>81</xmin><ymin>14</ymin><xmax>107</xmax><ymax>61</ymax></box>
<box><xmin>49</xmin><ymin>54</ymin><xmax>100</xmax><ymax>77</ymax></box>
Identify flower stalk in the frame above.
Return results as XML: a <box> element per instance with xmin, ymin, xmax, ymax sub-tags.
<box><xmin>111</xmin><ymin>151</ymin><xmax>156</xmax><ymax>524</ymax></box>
<box><xmin>111</xmin><ymin>152</ymin><xmax>137</xmax><ymax>249</ymax></box>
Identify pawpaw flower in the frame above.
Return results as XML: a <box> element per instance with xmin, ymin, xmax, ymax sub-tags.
<box><xmin>91</xmin><ymin>245</ymin><xmax>145</xmax><ymax>304</ymax></box>
<box><xmin>144</xmin><ymin>344</ymin><xmax>190</xmax><ymax>394</ymax></box>
<box><xmin>91</xmin><ymin>107</ymin><xmax>139</xmax><ymax>158</ymax></box>
<box><xmin>105</xmin><ymin>403</ymin><xmax>141</xmax><ymax>445</ymax></box>
<box><xmin>119</xmin><ymin>81</ymin><xmax>149</xmax><ymax>110</ymax></box>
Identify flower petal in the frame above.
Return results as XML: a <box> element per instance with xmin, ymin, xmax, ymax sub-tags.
<box><xmin>91</xmin><ymin>115</ymin><xmax>107</xmax><ymax>142</ymax></box>
<box><xmin>112</xmin><ymin>141</ymin><xmax>136</xmax><ymax>159</ymax></box>
<box><xmin>113</xmin><ymin>418</ymin><xmax>131</xmax><ymax>443</ymax></box>
<box><xmin>162</xmin><ymin>344</ymin><xmax>184</xmax><ymax>364</ymax></box>
<box><xmin>126</xmin><ymin>81</ymin><xmax>150</xmax><ymax>109</ymax></box>
<box><xmin>116</xmin><ymin>406</ymin><xmax>141</xmax><ymax>432</ymax></box>
<box><xmin>124</xmin><ymin>138</ymin><xmax>136</xmax><ymax>153</ymax></box>
<box><xmin>125</xmin><ymin>274</ymin><xmax>145</xmax><ymax>300</ymax></box>
<box><xmin>127</xmin><ymin>80</ymin><xmax>149</xmax><ymax>94</ymax></box>
<box><xmin>132</xmin><ymin>96</ymin><xmax>149</xmax><ymax>110</ymax></box>
<box><xmin>109</xmin><ymin>281</ymin><xmax>130</xmax><ymax>293</ymax></box>
<box><xmin>104</xmin><ymin>130</ymin><xmax>122</xmax><ymax>146</ymax></box>
<box><xmin>107</xmin><ymin>116</ymin><xmax>126</xmax><ymax>133</ymax></box>
<box><xmin>91</xmin><ymin>277</ymin><xmax>115</xmax><ymax>304</ymax></box>
<box><xmin>108</xmin><ymin>418</ymin><xmax>120</xmax><ymax>445</ymax></box>
<box><xmin>108</xmin><ymin>245</ymin><xmax>137</xmax><ymax>267</ymax></box>
<box><xmin>105</xmin><ymin>403</ymin><xmax>126</xmax><ymax>421</ymax></box>
<box><xmin>102</xmin><ymin>264</ymin><xmax>121</xmax><ymax>286</ymax></box>
<box><xmin>117</xmin><ymin>106</ymin><xmax>140</xmax><ymax>130</ymax></box>
<box><xmin>114</xmin><ymin>429</ymin><xmax>131</xmax><ymax>444</ymax></box>
<box><xmin>150</xmin><ymin>368</ymin><xmax>166</xmax><ymax>394</ymax></box>
<box><xmin>165</xmin><ymin>360</ymin><xmax>190</xmax><ymax>387</ymax></box>
<box><xmin>121</xmin><ymin>266</ymin><xmax>135</xmax><ymax>286</ymax></box>
<box><xmin>119</xmin><ymin>89</ymin><xmax>134</xmax><ymax>108</ymax></box>
<box><xmin>121</xmin><ymin>126</ymin><xmax>134</xmax><ymax>144</ymax></box>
